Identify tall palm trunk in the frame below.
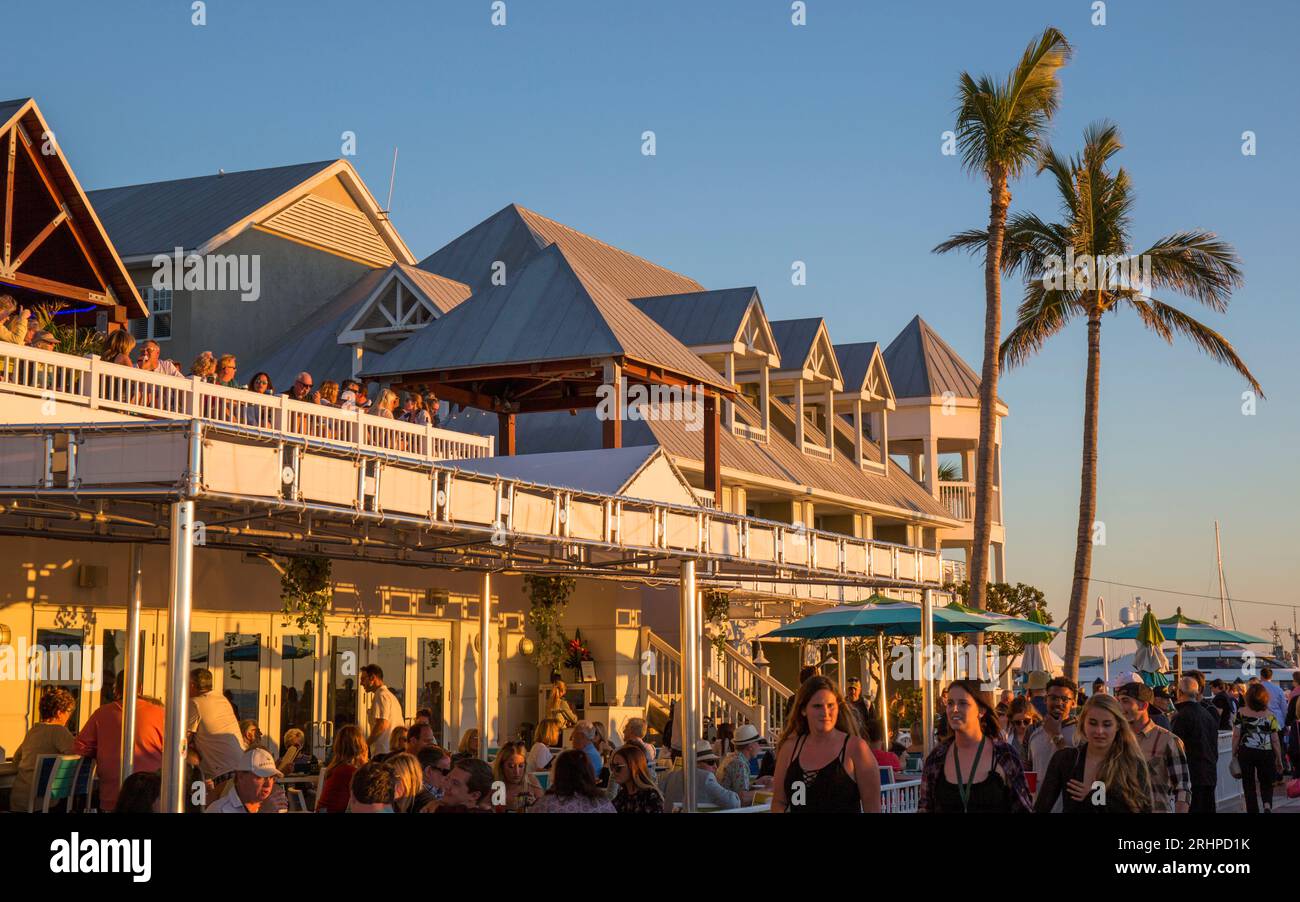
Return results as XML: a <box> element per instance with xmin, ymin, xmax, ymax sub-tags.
<box><xmin>968</xmin><ymin>166</ymin><xmax>1009</xmax><ymax>611</ymax></box>
<box><xmin>1064</xmin><ymin>310</ymin><xmax>1102</xmax><ymax>679</ymax></box>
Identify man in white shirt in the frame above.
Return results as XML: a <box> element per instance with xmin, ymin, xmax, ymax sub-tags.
<box><xmin>205</xmin><ymin>748</ymin><xmax>284</xmax><ymax>813</ymax></box>
<box><xmin>659</xmin><ymin>740</ymin><xmax>741</xmax><ymax>810</ymax></box>
<box><xmin>187</xmin><ymin>668</ymin><xmax>247</xmax><ymax>795</ymax></box>
<box><xmin>360</xmin><ymin>664</ymin><xmax>404</xmax><ymax>755</ymax></box>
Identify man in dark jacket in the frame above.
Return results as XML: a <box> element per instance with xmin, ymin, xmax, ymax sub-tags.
<box><xmin>1171</xmin><ymin>675</ymin><xmax>1220</xmax><ymax>813</ymax></box>
<box><xmin>1209</xmin><ymin>679</ymin><xmax>1236</xmax><ymax>731</ymax></box>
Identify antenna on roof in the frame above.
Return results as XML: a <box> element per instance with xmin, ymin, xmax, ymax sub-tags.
<box><xmin>380</xmin><ymin>146</ymin><xmax>398</xmax><ymax>221</ymax></box>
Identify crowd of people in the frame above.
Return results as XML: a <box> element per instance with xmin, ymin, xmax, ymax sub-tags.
<box><xmin>7</xmin><ymin>652</ymin><xmax>1298</xmax><ymax>814</ymax></box>
<box><xmin>0</xmin><ymin>295</ymin><xmax>445</xmax><ymax>432</ymax></box>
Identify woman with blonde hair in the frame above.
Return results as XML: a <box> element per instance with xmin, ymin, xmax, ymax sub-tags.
<box><xmin>315</xmin><ymin>380</ymin><xmax>339</xmax><ymax>406</ymax></box>
<box><xmin>771</xmin><ymin>675</ymin><xmax>881</xmax><ymax>813</ymax></box>
<box><xmin>388</xmin><ymin>725</ymin><xmax>409</xmax><ymax>758</ymax></box>
<box><xmin>374</xmin><ymin>388</ymin><xmax>399</xmax><ymax>419</ymax></box>
<box><xmin>386</xmin><ymin>752</ymin><xmax>426</xmax><ymax>813</ymax></box>
<box><xmin>492</xmin><ymin>740</ymin><xmax>542</xmax><ymax>811</ymax></box>
<box><xmin>527</xmin><ymin>718</ymin><xmax>562</xmax><ymax>774</ymax></box>
<box><xmin>1034</xmin><ymin>693</ymin><xmax>1152</xmax><ymax>813</ymax></box>
<box><xmin>101</xmin><ymin>329</ymin><xmax>135</xmax><ymax>366</ymax></box>
<box><xmin>190</xmin><ymin>351</ymin><xmax>216</xmax><ymax>381</ymax></box>
<box><xmin>546</xmin><ymin>680</ymin><xmax>577</xmax><ymax>728</ymax></box>
<box><xmin>458</xmin><ymin>728</ymin><xmax>480</xmax><ymax>758</ymax></box>
<box><xmin>316</xmin><ymin>724</ymin><xmax>368</xmax><ymax>813</ymax></box>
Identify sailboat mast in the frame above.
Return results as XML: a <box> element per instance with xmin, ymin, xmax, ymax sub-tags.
<box><xmin>1214</xmin><ymin>521</ymin><xmax>1229</xmax><ymax>628</ymax></box>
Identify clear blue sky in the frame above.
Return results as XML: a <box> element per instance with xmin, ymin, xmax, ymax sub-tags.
<box><xmin>4</xmin><ymin>0</ymin><xmax>1297</xmax><ymax>645</ymax></box>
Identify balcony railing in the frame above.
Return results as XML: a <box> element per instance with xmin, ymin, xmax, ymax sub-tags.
<box><xmin>0</xmin><ymin>341</ymin><xmax>494</xmax><ymax>461</ymax></box>
<box><xmin>939</xmin><ymin>481</ymin><xmax>974</xmax><ymax>521</ymax></box>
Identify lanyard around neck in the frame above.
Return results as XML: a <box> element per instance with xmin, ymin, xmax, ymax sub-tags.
<box><xmin>952</xmin><ymin>736</ymin><xmax>987</xmax><ymax>813</ymax></box>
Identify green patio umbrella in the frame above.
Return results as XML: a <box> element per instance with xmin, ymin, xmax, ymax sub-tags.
<box><xmin>1088</xmin><ymin>607</ymin><xmax>1265</xmax><ymax>679</ymax></box>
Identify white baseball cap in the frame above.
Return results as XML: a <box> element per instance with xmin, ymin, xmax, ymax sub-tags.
<box><xmin>242</xmin><ymin>747</ymin><xmax>283</xmax><ymax>778</ymax></box>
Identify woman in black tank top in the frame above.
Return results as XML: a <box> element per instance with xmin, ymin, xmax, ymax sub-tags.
<box><xmin>772</xmin><ymin>676</ymin><xmax>881</xmax><ymax>813</ymax></box>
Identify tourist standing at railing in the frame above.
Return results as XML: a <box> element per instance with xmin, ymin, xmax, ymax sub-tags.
<box><xmin>314</xmin><ymin>380</ymin><xmax>339</xmax><ymax>406</ymax></box>
<box><xmin>101</xmin><ymin>329</ymin><xmax>135</xmax><ymax>367</ymax></box>
<box><xmin>1033</xmin><ymin>694</ymin><xmax>1153</xmax><ymax>813</ymax></box>
<box><xmin>190</xmin><ymin>351</ymin><xmax>217</xmax><ymax>382</ymax></box>
<box><xmin>0</xmin><ymin>295</ymin><xmax>31</xmax><ymax>345</ymax></box>
<box><xmin>215</xmin><ymin>354</ymin><xmax>240</xmax><ymax>388</ymax></box>
<box><xmin>771</xmin><ymin>675</ymin><xmax>881</xmax><ymax>813</ymax></box>
<box><xmin>134</xmin><ymin>340</ymin><xmax>183</xmax><ymax>377</ymax></box>
<box><xmin>374</xmin><ymin>388</ymin><xmax>399</xmax><ymax>419</ymax></box>
<box><xmin>399</xmin><ymin>391</ymin><xmax>430</xmax><ymax>425</ymax></box>
<box><xmin>285</xmin><ymin>371</ymin><xmax>313</xmax><ymax>400</ymax></box>
<box><xmin>918</xmin><ymin>681</ymin><xmax>1031</xmax><ymax>813</ymax></box>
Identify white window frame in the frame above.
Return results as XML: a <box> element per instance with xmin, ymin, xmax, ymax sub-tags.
<box><xmin>129</xmin><ymin>285</ymin><xmax>173</xmax><ymax>342</ymax></box>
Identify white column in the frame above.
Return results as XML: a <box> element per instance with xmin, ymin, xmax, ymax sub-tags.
<box><xmin>793</xmin><ymin>380</ymin><xmax>804</xmax><ymax>448</ymax></box>
<box><xmin>836</xmin><ymin>636</ymin><xmax>847</xmax><ymax>696</ymax></box>
<box><xmin>853</xmin><ymin>399</ymin><xmax>864</xmax><ymax>467</ymax></box>
<box><xmin>478</xmin><ymin>571</ymin><xmax>492</xmax><ymax>761</ymax></box>
<box><xmin>760</xmin><ymin>364</ymin><xmax>770</xmax><ymax>436</ymax></box>
<box><xmin>925</xmin><ymin>437</ymin><xmax>939</xmax><ymax>495</ymax></box>
<box><xmin>723</xmin><ymin>352</ymin><xmax>736</xmax><ymax>431</ymax></box>
<box><xmin>161</xmin><ymin>501</ymin><xmax>196</xmax><ymax>813</ymax></box>
<box><xmin>120</xmin><ymin>543</ymin><xmax>144</xmax><ymax>787</ymax></box>
<box><xmin>879</xmin><ymin>408</ymin><xmax>890</xmax><ymax>476</ymax></box>
<box><xmin>824</xmin><ymin>382</ymin><xmax>835</xmax><ymax>459</ymax></box>
<box><xmin>679</xmin><ymin>560</ymin><xmax>699</xmax><ymax>812</ymax></box>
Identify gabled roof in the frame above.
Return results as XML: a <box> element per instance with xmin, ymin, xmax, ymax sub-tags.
<box><xmin>0</xmin><ymin>98</ymin><xmax>145</xmax><ymax>317</ymax></box>
<box><xmin>883</xmin><ymin>315</ymin><xmax>982</xmax><ymax>400</ymax></box>
<box><xmin>629</xmin><ymin>287</ymin><xmax>772</xmax><ymax>349</ymax></box>
<box><xmin>447</xmin><ymin>444</ymin><xmax>697</xmax><ymax>505</ymax></box>
<box><xmin>834</xmin><ymin>341</ymin><xmax>895</xmax><ymax>405</ymax></box>
<box><xmin>87</xmin><ymin>159</ymin><xmax>414</xmax><ymax>264</ymax></box>
<box><xmin>770</xmin><ymin>317</ymin><xmax>843</xmax><ymax>387</ymax></box>
<box><xmin>337</xmin><ymin>263</ymin><xmax>470</xmax><ymax>345</ymax></box>
<box><xmin>418</xmin><ymin>203</ymin><xmax>703</xmax><ymax>300</ymax></box>
<box><xmin>364</xmin><ymin>243</ymin><xmax>728</xmax><ymax>389</ymax></box>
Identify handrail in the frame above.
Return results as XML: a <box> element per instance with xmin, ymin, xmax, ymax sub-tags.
<box><xmin>0</xmin><ymin>341</ymin><xmax>493</xmax><ymax>461</ymax></box>
<box><xmin>717</xmin><ymin>641</ymin><xmax>791</xmax><ymax>701</ymax></box>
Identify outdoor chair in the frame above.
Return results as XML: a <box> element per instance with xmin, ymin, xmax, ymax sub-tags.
<box><xmin>69</xmin><ymin>756</ymin><xmax>97</xmax><ymax>812</ymax></box>
<box><xmin>29</xmin><ymin>754</ymin><xmax>82</xmax><ymax>813</ymax></box>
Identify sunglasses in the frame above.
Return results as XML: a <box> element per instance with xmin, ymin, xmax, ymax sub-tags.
<box><xmin>1011</xmin><ymin>719</ymin><xmax>1030</xmax><ymax>726</ymax></box>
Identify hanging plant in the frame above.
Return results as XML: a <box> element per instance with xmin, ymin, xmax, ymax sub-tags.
<box><xmin>524</xmin><ymin>575</ymin><xmax>576</xmax><ymax>677</ymax></box>
<box><xmin>703</xmin><ymin>589</ymin><xmax>731</xmax><ymax>661</ymax></box>
<box><xmin>278</xmin><ymin>555</ymin><xmax>333</xmax><ymax>631</ymax></box>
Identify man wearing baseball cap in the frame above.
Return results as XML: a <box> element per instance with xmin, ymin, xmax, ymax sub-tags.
<box><xmin>1116</xmin><ymin>681</ymin><xmax>1189</xmax><ymax>813</ymax></box>
<box><xmin>205</xmin><ymin>747</ymin><xmax>284</xmax><ymax>813</ymax></box>
<box><xmin>844</xmin><ymin>677</ymin><xmax>874</xmax><ymax>734</ymax></box>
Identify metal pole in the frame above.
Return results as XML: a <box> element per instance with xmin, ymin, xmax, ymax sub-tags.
<box><xmin>478</xmin><ymin>571</ymin><xmax>491</xmax><ymax>762</ymax></box>
<box><xmin>680</xmin><ymin>559</ymin><xmax>698</xmax><ymax>813</ymax></box>
<box><xmin>836</xmin><ymin>636</ymin><xmax>847</xmax><ymax>697</ymax></box>
<box><xmin>920</xmin><ymin>589</ymin><xmax>935</xmax><ymax>758</ymax></box>
<box><xmin>876</xmin><ymin>631</ymin><xmax>889</xmax><ymax>744</ymax></box>
<box><xmin>1214</xmin><ymin>521</ymin><xmax>1229</xmax><ymax>629</ymax></box>
<box><xmin>161</xmin><ymin>501</ymin><xmax>195</xmax><ymax>813</ymax></box>
<box><xmin>120</xmin><ymin>543</ymin><xmax>144</xmax><ymax>787</ymax></box>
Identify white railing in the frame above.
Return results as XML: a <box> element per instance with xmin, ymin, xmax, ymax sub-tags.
<box><xmin>0</xmin><ymin>341</ymin><xmax>493</xmax><ymax>461</ymax></box>
<box><xmin>801</xmin><ymin>439</ymin><xmax>832</xmax><ymax>461</ymax></box>
<box><xmin>939</xmin><ymin>481</ymin><xmax>973</xmax><ymax>521</ymax></box>
<box><xmin>706</xmin><ymin>640</ymin><xmax>793</xmax><ymax>740</ymax></box>
<box><xmin>941</xmin><ymin>558</ymin><xmax>967</xmax><ymax>586</ymax></box>
<box><xmin>880</xmin><ymin>779</ymin><xmax>921</xmax><ymax>813</ymax></box>
<box><xmin>731</xmin><ymin>421</ymin><xmax>767</xmax><ymax>443</ymax></box>
<box><xmin>642</xmin><ymin>628</ymin><xmax>683</xmax><ymax>711</ymax></box>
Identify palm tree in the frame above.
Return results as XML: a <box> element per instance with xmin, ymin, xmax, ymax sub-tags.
<box><xmin>938</xmin><ymin>122</ymin><xmax>1263</xmax><ymax>679</ymax></box>
<box><xmin>942</xmin><ymin>27</ymin><xmax>1072</xmax><ymax>611</ymax></box>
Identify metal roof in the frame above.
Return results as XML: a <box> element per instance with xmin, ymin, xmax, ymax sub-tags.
<box><xmin>447</xmin><ymin>444</ymin><xmax>670</xmax><ymax>497</ymax></box>
<box><xmin>87</xmin><ymin>160</ymin><xmax>335</xmax><ymax>258</ymax></box>
<box><xmin>834</xmin><ymin>342</ymin><xmax>880</xmax><ymax>392</ymax></box>
<box><xmin>0</xmin><ymin>98</ymin><xmax>29</xmax><ymax>131</ymax></box>
<box><xmin>770</xmin><ymin>317</ymin><xmax>824</xmax><ymax>370</ymax></box>
<box><xmin>418</xmin><ymin>203</ymin><xmax>704</xmax><ymax>300</ymax></box>
<box><xmin>396</xmin><ymin>263</ymin><xmax>471</xmax><ymax>314</ymax></box>
<box><xmin>365</xmin><ymin>243</ymin><xmax>727</xmax><ymax>388</ymax></box>
<box><xmin>883</xmin><ymin>315</ymin><xmax>981</xmax><ymax>400</ymax></box>
<box><xmin>628</xmin><ymin>288</ymin><xmax>757</xmax><ymax>347</ymax></box>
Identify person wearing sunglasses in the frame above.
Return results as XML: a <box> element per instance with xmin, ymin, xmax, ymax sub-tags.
<box><xmin>417</xmin><ymin>745</ymin><xmax>453</xmax><ymax>810</ymax></box>
<box><xmin>285</xmin><ymin>371</ymin><xmax>314</xmax><ymax>401</ymax></box>
<box><xmin>1006</xmin><ymin>697</ymin><xmax>1040</xmax><ymax>764</ymax></box>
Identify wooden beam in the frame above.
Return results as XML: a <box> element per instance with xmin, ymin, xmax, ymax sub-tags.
<box><xmin>497</xmin><ymin>413</ymin><xmax>516</xmax><ymax>456</ymax></box>
<box><xmin>704</xmin><ymin>392</ymin><xmax>722</xmax><ymax>504</ymax></box>
<box><xmin>601</xmin><ymin>360</ymin><xmax>622</xmax><ymax>449</ymax></box>
<box><xmin>3</xmin><ymin>131</ymin><xmax>14</xmax><ymax>270</ymax></box>
<box><xmin>2</xmin><ymin>270</ymin><xmax>107</xmax><ymax>304</ymax></box>
<box><xmin>11</xmin><ymin>209</ymin><xmax>66</xmax><ymax>270</ymax></box>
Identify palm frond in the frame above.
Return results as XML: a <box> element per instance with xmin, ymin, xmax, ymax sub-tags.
<box><xmin>932</xmin><ymin>228</ymin><xmax>990</xmax><ymax>257</ymax></box>
<box><xmin>1125</xmin><ymin>297</ymin><xmax>1263</xmax><ymax>396</ymax></box>
<box><xmin>1000</xmin><ymin>280</ymin><xmax>1082</xmax><ymax>370</ymax></box>
<box><xmin>1137</xmin><ymin>231</ymin><xmax>1243</xmax><ymax>312</ymax></box>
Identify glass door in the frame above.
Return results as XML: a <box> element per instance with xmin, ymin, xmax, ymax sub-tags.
<box><xmin>269</xmin><ymin>621</ymin><xmax>322</xmax><ymax>762</ymax></box>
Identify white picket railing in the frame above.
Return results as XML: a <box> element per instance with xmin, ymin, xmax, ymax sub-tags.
<box><xmin>0</xmin><ymin>341</ymin><xmax>493</xmax><ymax>461</ymax></box>
<box><xmin>939</xmin><ymin>481</ymin><xmax>974</xmax><ymax>521</ymax></box>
